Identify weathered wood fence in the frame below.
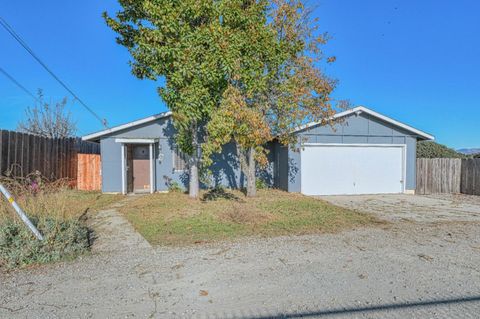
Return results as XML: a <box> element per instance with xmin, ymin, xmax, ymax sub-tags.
<box><xmin>461</xmin><ymin>159</ymin><xmax>480</xmax><ymax>195</ymax></box>
<box><xmin>77</xmin><ymin>154</ymin><xmax>101</xmax><ymax>191</ymax></box>
<box><xmin>417</xmin><ymin>158</ymin><xmax>480</xmax><ymax>195</ymax></box>
<box><xmin>0</xmin><ymin>129</ymin><xmax>99</xmax><ymax>182</ymax></box>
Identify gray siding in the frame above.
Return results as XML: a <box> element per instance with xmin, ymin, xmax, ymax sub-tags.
<box><xmin>100</xmin><ymin>138</ymin><xmax>122</xmax><ymax>192</ymax></box>
<box><xmin>285</xmin><ymin>113</ymin><xmax>420</xmax><ymax>192</ymax></box>
<box><xmin>99</xmin><ymin>117</ymin><xmax>262</xmax><ymax>192</ymax></box>
<box><xmin>97</xmin><ymin>111</ymin><xmax>422</xmax><ymax>194</ymax></box>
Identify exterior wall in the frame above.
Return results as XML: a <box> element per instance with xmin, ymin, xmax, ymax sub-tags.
<box><xmin>100</xmin><ymin>138</ymin><xmax>122</xmax><ymax>192</ymax></box>
<box><xmin>99</xmin><ymin>117</ymin><xmax>275</xmax><ymax>192</ymax></box>
<box><xmin>98</xmin><ymin>111</ymin><xmax>421</xmax><ymax>194</ymax></box>
<box><xmin>285</xmin><ymin>113</ymin><xmax>420</xmax><ymax>192</ymax></box>
<box><xmin>99</xmin><ymin>117</ymin><xmax>188</xmax><ymax>192</ymax></box>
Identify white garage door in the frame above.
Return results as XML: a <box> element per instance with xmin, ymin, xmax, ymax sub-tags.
<box><xmin>301</xmin><ymin>144</ymin><xmax>405</xmax><ymax>196</ymax></box>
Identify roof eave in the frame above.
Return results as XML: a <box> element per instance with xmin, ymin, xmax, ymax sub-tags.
<box><xmin>82</xmin><ymin>111</ymin><xmax>172</xmax><ymax>142</ymax></box>
<box><xmin>293</xmin><ymin>106</ymin><xmax>434</xmax><ymax>141</ymax></box>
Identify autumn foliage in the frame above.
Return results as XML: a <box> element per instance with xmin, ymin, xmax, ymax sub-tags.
<box><xmin>105</xmin><ymin>0</ymin><xmax>339</xmax><ymax>197</ymax></box>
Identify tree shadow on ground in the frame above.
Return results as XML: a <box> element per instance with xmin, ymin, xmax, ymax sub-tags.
<box><xmin>201</xmin><ymin>188</ymin><xmax>243</xmax><ymax>202</ymax></box>
<box><xmin>234</xmin><ymin>294</ymin><xmax>480</xmax><ymax>318</ymax></box>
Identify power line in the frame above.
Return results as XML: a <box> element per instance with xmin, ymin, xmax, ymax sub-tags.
<box><xmin>0</xmin><ymin>16</ymin><xmax>108</xmax><ymax>127</ymax></box>
<box><xmin>0</xmin><ymin>66</ymin><xmax>40</xmax><ymax>102</ymax></box>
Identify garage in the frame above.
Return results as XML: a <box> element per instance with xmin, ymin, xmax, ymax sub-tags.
<box><xmin>300</xmin><ymin>144</ymin><xmax>406</xmax><ymax>195</ymax></box>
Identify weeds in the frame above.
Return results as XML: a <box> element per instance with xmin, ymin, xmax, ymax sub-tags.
<box><xmin>0</xmin><ymin>172</ymin><xmax>120</xmax><ymax>269</ymax></box>
<box><xmin>0</xmin><ymin>218</ymin><xmax>89</xmax><ymax>269</ymax></box>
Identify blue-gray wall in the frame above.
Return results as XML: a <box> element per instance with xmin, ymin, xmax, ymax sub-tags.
<box><xmin>277</xmin><ymin>112</ymin><xmax>420</xmax><ymax>192</ymax></box>
<box><xmin>98</xmin><ymin>112</ymin><xmax>421</xmax><ymax>193</ymax></box>
<box><xmin>99</xmin><ymin>117</ymin><xmax>275</xmax><ymax>192</ymax></box>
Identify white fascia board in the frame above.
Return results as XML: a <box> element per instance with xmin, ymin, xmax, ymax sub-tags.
<box><xmin>115</xmin><ymin>138</ymin><xmax>158</xmax><ymax>144</ymax></box>
<box><xmin>293</xmin><ymin>106</ymin><xmax>434</xmax><ymax>140</ymax></box>
<box><xmin>302</xmin><ymin>143</ymin><xmax>407</xmax><ymax>147</ymax></box>
<box><xmin>82</xmin><ymin>111</ymin><xmax>172</xmax><ymax>142</ymax></box>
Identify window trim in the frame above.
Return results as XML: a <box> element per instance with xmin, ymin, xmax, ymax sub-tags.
<box><xmin>172</xmin><ymin>146</ymin><xmax>188</xmax><ymax>172</ymax></box>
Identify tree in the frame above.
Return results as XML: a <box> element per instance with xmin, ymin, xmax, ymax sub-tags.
<box><xmin>203</xmin><ymin>0</ymin><xmax>337</xmax><ymax>197</ymax></box>
<box><xmin>18</xmin><ymin>91</ymin><xmax>76</xmax><ymax>138</ymax></box>
<box><xmin>201</xmin><ymin>0</ymin><xmax>276</xmax><ymax>197</ymax></box>
<box><xmin>417</xmin><ymin>141</ymin><xmax>465</xmax><ymax>158</ymax></box>
<box><xmin>104</xmin><ymin>1</ymin><xmax>228</xmax><ymax>198</ymax></box>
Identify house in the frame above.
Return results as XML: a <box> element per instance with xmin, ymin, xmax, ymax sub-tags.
<box><xmin>82</xmin><ymin>106</ymin><xmax>434</xmax><ymax>195</ymax></box>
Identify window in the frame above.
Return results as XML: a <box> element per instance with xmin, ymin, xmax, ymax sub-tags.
<box><xmin>173</xmin><ymin>146</ymin><xmax>188</xmax><ymax>171</ymax></box>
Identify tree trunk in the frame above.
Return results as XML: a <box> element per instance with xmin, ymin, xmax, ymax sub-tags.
<box><xmin>189</xmin><ymin>123</ymin><xmax>200</xmax><ymax>199</ymax></box>
<box><xmin>246</xmin><ymin>147</ymin><xmax>256</xmax><ymax>197</ymax></box>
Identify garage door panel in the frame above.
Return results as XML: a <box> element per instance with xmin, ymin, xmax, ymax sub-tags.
<box><xmin>301</xmin><ymin>145</ymin><xmax>404</xmax><ymax>196</ymax></box>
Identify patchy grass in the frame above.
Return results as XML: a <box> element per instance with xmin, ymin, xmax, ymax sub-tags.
<box><xmin>120</xmin><ymin>189</ymin><xmax>381</xmax><ymax>245</ymax></box>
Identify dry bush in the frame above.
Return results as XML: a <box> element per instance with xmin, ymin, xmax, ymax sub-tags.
<box><xmin>0</xmin><ymin>171</ymin><xmax>118</xmax><ymax>269</ymax></box>
<box><xmin>217</xmin><ymin>200</ymin><xmax>277</xmax><ymax>225</ymax></box>
<box><xmin>0</xmin><ymin>171</ymin><xmax>75</xmax><ymax>222</ymax></box>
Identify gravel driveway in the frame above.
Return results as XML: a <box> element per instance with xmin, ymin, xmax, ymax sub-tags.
<box><xmin>319</xmin><ymin>193</ymin><xmax>480</xmax><ymax>223</ymax></box>
<box><xmin>1</xmin><ymin>196</ymin><xmax>480</xmax><ymax>318</ymax></box>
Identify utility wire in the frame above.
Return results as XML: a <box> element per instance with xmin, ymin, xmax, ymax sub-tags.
<box><xmin>0</xmin><ymin>66</ymin><xmax>40</xmax><ymax>102</ymax></box>
<box><xmin>0</xmin><ymin>16</ymin><xmax>108</xmax><ymax>127</ymax></box>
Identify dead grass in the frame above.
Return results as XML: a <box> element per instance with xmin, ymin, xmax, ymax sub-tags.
<box><xmin>120</xmin><ymin>189</ymin><xmax>383</xmax><ymax>245</ymax></box>
<box><xmin>0</xmin><ymin>188</ymin><xmax>122</xmax><ymax>223</ymax></box>
<box><xmin>0</xmin><ymin>176</ymin><xmax>122</xmax><ymax>269</ymax></box>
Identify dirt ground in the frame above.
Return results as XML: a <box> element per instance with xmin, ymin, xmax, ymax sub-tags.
<box><xmin>1</xmin><ymin>195</ymin><xmax>480</xmax><ymax>318</ymax></box>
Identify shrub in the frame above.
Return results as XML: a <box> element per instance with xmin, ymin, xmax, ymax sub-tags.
<box><xmin>256</xmin><ymin>178</ymin><xmax>268</xmax><ymax>190</ymax></box>
<box><xmin>0</xmin><ymin>173</ymin><xmax>119</xmax><ymax>269</ymax></box>
<box><xmin>168</xmin><ymin>181</ymin><xmax>183</xmax><ymax>193</ymax></box>
<box><xmin>0</xmin><ymin>217</ymin><xmax>89</xmax><ymax>269</ymax></box>
<box><xmin>417</xmin><ymin>141</ymin><xmax>465</xmax><ymax>158</ymax></box>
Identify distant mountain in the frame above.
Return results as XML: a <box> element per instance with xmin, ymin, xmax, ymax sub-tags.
<box><xmin>457</xmin><ymin>148</ymin><xmax>480</xmax><ymax>155</ymax></box>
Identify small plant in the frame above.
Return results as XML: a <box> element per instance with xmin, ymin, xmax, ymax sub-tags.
<box><xmin>163</xmin><ymin>175</ymin><xmax>184</xmax><ymax>193</ymax></box>
<box><xmin>256</xmin><ymin>178</ymin><xmax>268</xmax><ymax>190</ymax></box>
<box><xmin>168</xmin><ymin>181</ymin><xmax>183</xmax><ymax>193</ymax></box>
<box><xmin>0</xmin><ymin>217</ymin><xmax>89</xmax><ymax>269</ymax></box>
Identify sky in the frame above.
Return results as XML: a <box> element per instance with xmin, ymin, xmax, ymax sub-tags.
<box><xmin>0</xmin><ymin>1</ymin><xmax>479</xmax><ymax>149</ymax></box>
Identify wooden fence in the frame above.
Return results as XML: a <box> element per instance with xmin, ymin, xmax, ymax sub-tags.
<box><xmin>461</xmin><ymin>159</ymin><xmax>480</xmax><ymax>195</ymax></box>
<box><xmin>77</xmin><ymin>154</ymin><xmax>101</xmax><ymax>191</ymax></box>
<box><xmin>417</xmin><ymin>158</ymin><xmax>480</xmax><ymax>195</ymax></box>
<box><xmin>0</xmin><ymin>129</ymin><xmax>99</xmax><ymax>181</ymax></box>
<box><xmin>416</xmin><ymin>158</ymin><xmax>462</xmax><ymax>194</ymax></box>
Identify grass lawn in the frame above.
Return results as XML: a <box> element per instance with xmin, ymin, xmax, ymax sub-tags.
<box><xmin>120</xmin><ymin>189</ymin><xmax>382</xmax><ymax>245</ymax></box>
<box><xmin>0</xmin><ymin>189</ymin><xmax>122</xmax><ymax>222</ymax></box>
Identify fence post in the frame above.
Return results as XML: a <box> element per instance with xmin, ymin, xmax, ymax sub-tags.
<box><xmin>0</xmin><ymin>183</ymin><xmax>44</xmax><ymax>240</ymax></box>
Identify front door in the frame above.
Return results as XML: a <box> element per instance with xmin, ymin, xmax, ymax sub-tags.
<box><xmin>132</xmin><ymin>144</ymin><xmax>150</xmax><ymax>193</ymax></box>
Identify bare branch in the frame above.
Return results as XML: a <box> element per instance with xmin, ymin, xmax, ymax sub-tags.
<box><xmin>17</xmin><ymin>90</ymin><xmax>77</xmax><ymax>138</ymax></box>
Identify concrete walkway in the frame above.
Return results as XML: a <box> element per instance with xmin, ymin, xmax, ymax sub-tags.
<box><xmin>88</xmin><ymin>196</ymin><xmax>151</xmax><ymax>253</ymax></box>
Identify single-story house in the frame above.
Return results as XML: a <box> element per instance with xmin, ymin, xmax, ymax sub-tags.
<box><xmin>82</xmin><ymin>106</ymin><xmax>434</xmax><ymax>195</ymax></box>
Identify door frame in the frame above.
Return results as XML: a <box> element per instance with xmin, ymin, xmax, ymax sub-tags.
<box><xmin>301</xmin><ymin>143</ymin><xmax>407</xmax><ymax>195</ymax></box>
<box><xmin>117</xmin><ymin>138</ymin><xmax>157</xmax><ymax>194</ymax></box>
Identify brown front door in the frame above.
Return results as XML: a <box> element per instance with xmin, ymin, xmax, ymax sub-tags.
<box><xmin>132</xmin><ymin>145</ymin><xmax>150</xmax><ymax>192</ymax></box>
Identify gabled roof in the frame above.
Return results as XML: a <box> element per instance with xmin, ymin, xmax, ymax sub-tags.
<box><xmin>293</xmin><ymin>106</ymin><xmax>434</xmax><ymax>140</ymax></box>
<box><xmin>82</xmin><ymin>111</ymin><xmax>172</xmax><ymax>142</ymax></box>
<box><xmin>83</xmin><ymin>106</ymin><xmax>434</xmax><ymax>142</ymax></box>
